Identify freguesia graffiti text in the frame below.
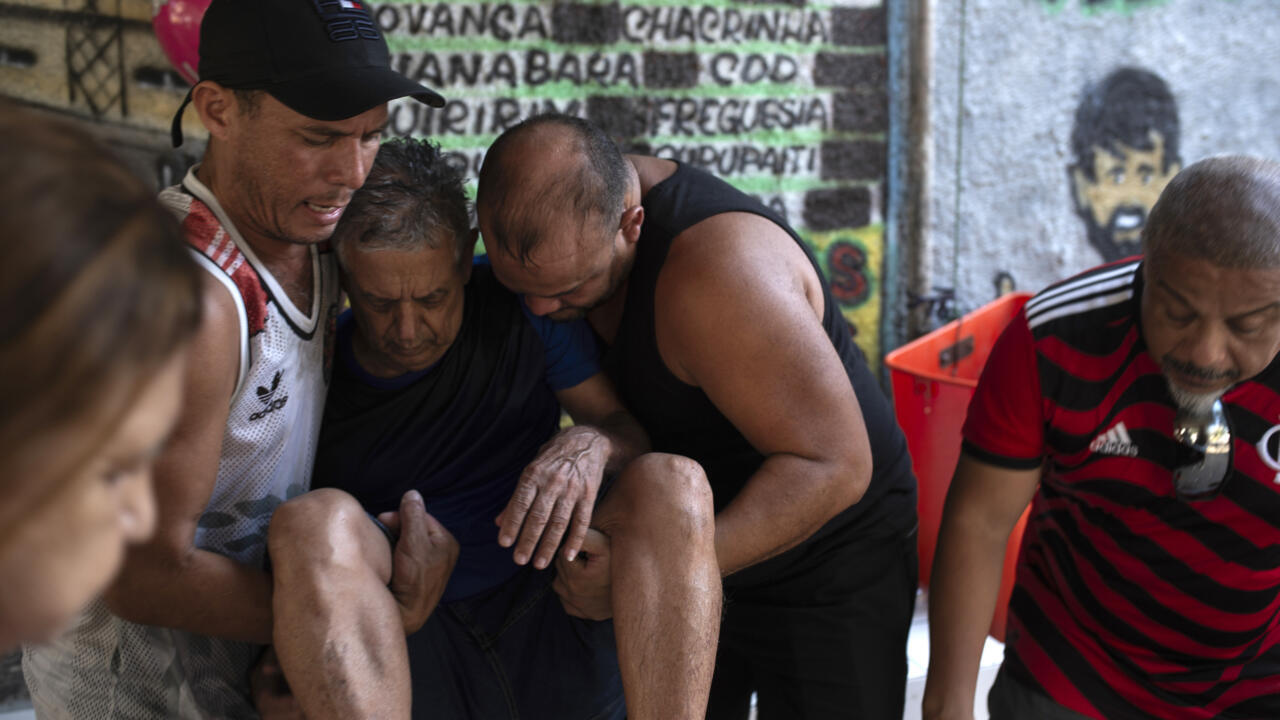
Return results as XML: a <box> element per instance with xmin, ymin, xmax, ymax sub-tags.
<box><xmin>642</xmin><ymin>97</ymin><xmax>828</xmax><ymax>136</ymax></box>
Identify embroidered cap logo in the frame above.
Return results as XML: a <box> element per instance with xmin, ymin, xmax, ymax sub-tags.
<box><xmin>311</xmin><ymin>0</ymin><xmax>379</xmax><ymax>42</ymax></box>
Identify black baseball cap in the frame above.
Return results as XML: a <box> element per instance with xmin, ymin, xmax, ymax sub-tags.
<box><xmin>170</xmin><ymin>0</ymin><xmax>444</xmax><ymax>146</ymax></box>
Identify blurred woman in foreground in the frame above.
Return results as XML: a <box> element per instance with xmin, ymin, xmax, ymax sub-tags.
<box><xmin>0</xmin><ymin>102</ymin><xmax>203</xmax><ymax>651</ymax></box>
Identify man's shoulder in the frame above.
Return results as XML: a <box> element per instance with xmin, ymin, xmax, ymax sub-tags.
<box><xmin>159</xmin><ymin>184</ymin><xmax>226</xmax><ymax>250</ymax></box>
<box><xmin>1021</xmin><ymin>258</ymin><xmax>1141</xmax><ymax>340</ymax></box>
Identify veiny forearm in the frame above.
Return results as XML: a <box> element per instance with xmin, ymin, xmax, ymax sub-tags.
<box><xmin>920</xmin><ymin>504</ymin><xmax>1014</xmax><ymax>720</ymax></box>
<box><xmin>105</xmin><ymin>545</ymin><xmax>274</xmax><ymax>644</ymax></box>
<box><xmin>712</xmin><ymin>452</ymin><xmax>864</xmax><ymax>577</ymax></box>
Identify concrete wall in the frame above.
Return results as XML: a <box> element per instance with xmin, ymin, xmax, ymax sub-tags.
<box><xmin>375</xmin><ymin>0</ymin><xmax>892</xmax><ymax>364</ymax></box>
<box><xmin>0</xmin><ymin>0</ymin><xmax>893</xmax><ymax>367</ymax></box>
<box><xmin>908</xmin><ymin>0</ymin><xmax>1280</xmax><ymax>335</ymax></box>
<box><xmin>0</xmin><ymin>1</ymin><xmax>206</xmax><ymax>186</ymax></box>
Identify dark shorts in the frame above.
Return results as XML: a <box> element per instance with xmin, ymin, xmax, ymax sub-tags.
<box><xmin>706</xmin><ymin>527</ymin><xmax>918</xmax><ymax>720</ymax></box>
<box><xmin>405</xmin><ymin>562</ymin><xmax>624</xmax><ymax>720</ymax></box>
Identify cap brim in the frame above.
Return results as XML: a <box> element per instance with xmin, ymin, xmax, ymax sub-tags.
<box><xmin>267</xmin><ymin>66</ymin><xmax>445</xmax><ymax>122</ymax></box>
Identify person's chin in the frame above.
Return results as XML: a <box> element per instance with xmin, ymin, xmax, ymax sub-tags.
<box><xmin>548</xmin><ymin>308</ymin><xmax>586</xmax><ymax>322</ymax></box>
<box><xmin>20</xmin><ymin>592</ymin><xmax>94</xmax><ymax>647</ymax></box>
<box><xmin>1166</xmin><ymin>377</ymin><xmax>1227</xmax><ymax>415</ymax></box>
<box><xmin>387</xmin><ymin>347</ymin><xmax>441</xmax><ymax>373</ymax></box>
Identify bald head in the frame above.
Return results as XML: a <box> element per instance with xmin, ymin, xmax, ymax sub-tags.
<box><xmin>477</xmin><ymin>114</ymin><xmax>629</xmax><ymax>264</ymax></box>
<box><xmin>1143</xmin><ymin>155</ymin><xmax>1280</xmax><ymax>269</ymax></box>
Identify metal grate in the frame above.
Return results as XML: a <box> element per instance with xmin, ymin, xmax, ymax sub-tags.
<box><xmin>64</xmin><ymin>0</ymin><xmax>127</xmax><ymax>118</ymax></box>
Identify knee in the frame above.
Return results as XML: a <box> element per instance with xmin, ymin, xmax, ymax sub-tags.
<box><xmin>612</xmin><ymin>453</ymin><xmax>715</xmax><ymax>534</ymax></box>
<box><xmin>267</xmin><ymin>488</ymin><xmax>370</xmax><ymax>573</ymax></box>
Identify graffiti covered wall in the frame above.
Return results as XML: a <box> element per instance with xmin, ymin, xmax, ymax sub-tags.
<box><xmin>909</xmin><ymin>0</ymin><xmax>1280</xmax><ymax>334</ymax></box>
<box><xmin>0</xmin><ymin>0</ymin><xmax>892</xmax><ymax>367</ymax></box>
<box><xmin>375</xmin><ymin>0</ymin><xmax>890</xmax><ymax>362</ymax></box>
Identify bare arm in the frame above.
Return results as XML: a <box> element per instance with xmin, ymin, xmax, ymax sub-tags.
<box><xmin>921</xmin><ymin>453</ymin><xmax>1040</xmax><ymax>720</ymax></box>
<box><xmin>497</xmin><ymin>372</ymin><xmax>650</xmax><ymax>568</ymax></box>
<box><xmin>657</xmin><ymin>214</ymin><xmax>871</xmax><ymax>576</ymax></box>
<box><xmin>103</xmin><ymin>273</ymin><xmax>274</xmax><ymax>643</ymax></box>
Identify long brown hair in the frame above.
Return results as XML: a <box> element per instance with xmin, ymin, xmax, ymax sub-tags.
<box><xmin>0</xmin><ymin>102</ymin><xmax>203</xmax><ymax>539</ymax></box>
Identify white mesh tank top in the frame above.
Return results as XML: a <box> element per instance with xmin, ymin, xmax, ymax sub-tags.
<box><xmin>24</xmin><ymin>167</ymin><xmax>340</xmax><ymax>718</ymax></box>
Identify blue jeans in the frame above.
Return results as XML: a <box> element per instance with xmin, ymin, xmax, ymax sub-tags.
<box><xmin>406</xmin><ymin>562</ymin><xmax>625</xmax><ymax>720</ymax></box>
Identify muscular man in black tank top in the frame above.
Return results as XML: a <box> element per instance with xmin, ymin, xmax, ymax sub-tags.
<box><xmin>479</xmin><ymin>114</ymin><xmax>920</xmax><ymax>719</ymax></box>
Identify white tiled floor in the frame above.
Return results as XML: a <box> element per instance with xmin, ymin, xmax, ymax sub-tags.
<box><xmin>4</xmin><ymin>590</ymin><xmax>1002</xmax><ymax>720</ymax></box>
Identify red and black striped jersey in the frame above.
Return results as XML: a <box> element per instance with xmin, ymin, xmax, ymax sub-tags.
<box><xmin>964</xmin><ymin>258</ymin><xmax>1280</xmax><ymax>719</ymax></box>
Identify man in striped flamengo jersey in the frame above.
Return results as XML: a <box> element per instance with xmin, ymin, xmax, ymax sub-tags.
<box><xmin>924</xmin><ymin>156</ymin><xmax>1280</xmax><ymax>720</ymax></box>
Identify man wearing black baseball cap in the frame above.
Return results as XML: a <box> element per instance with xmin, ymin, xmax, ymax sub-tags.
<box><xmin>23</xmin><ymin>1</ymin><xmax>449</xmax><ymax>718</ymax></box>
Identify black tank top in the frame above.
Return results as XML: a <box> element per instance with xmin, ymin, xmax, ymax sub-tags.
<box><xmin>604</xmin><ymin>163</ymin><xmax>917</xmax><ymax>584</ymax></box>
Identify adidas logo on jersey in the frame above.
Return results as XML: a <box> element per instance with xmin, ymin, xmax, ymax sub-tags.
<box><xmin>1090</xmin><ymin>422</ymin><xmax>1139</xmax><ymax>457</ymax></box>
<box><xmin>250</xmin><ymin>371</ymin><xmax>290</xmax><ymax>422</ymax></box>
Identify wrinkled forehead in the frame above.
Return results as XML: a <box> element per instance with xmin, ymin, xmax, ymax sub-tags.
<box><xmin>489</xmin><ymin>230</ymin><xmax>612</xmax><ymax>296</ymax></box>
<box><xmin>345</xmin><ymin>241</ymin><xmax>461</xmax><ymax>288</ymax></box>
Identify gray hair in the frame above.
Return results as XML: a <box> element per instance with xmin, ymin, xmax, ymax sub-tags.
<box><xmin>333</xmin><ymin>138</ymin><xmax>471</xmax><ymax>269</ymax></box>
<box><xmin>1143</xmin><ymin>155</ymin><xmax>1280</xmax><ymax>269</ymax></box>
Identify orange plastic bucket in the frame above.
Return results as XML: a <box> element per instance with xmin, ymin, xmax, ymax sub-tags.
<box><xmin>884</xmin><ymin>292</ymin><xmax>1032</xmax><ymax>641</ymax></box>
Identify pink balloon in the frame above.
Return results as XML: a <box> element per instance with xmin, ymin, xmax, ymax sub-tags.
<box><xmin>152</xmin><ymin>0</ymin><xmax>211</xmax><ymax>86</ymax></box>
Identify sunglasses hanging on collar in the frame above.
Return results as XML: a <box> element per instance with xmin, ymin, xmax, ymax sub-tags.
<box><xmin>1171</xmin><ymin>398</ymin><xmax>1233</xmax><ymax>501</ymax></box>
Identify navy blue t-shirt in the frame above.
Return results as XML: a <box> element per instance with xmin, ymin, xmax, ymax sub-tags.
<box><xmin>313</xmin><ymin>261</ymin><xmax>599</xmax><ymax>602</ymax></box>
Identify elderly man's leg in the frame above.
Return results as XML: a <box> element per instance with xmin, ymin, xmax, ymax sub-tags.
<box><xmin>590</xmin><ymin>453</ymin><xmax>721</xmax><ymax>720</ymax></box>
<box><xmin>267</xmin><ymin>488</ymin><xmax>408</xmax><ymax>719</ymax></box>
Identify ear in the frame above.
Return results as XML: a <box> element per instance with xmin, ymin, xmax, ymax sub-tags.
<box><xmin>619</xmin><ymin>205</ymin><xmax>644</xmax><ymax>246</ymax></box>
<box><xmin>190</xmin><ymin>81</ymin><xmax>236</xmax><ymax>140</ymax></box>
<box><xmin>460</xmin><ymin>229</ymin><xmax>479</xmax><ymax>283</ymax></box>
<box><xmin>1069</xmin><ymin>164</ymin><xmax>1091</xmax><ymax>213</ymax></box>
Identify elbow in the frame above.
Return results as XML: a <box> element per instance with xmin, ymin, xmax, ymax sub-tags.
<box><xmin>815</xmin><ymin>449</ymin><xmax>872</xmax><ymax>522</ymax></box>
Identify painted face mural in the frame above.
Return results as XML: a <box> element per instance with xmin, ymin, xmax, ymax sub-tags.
<box><xmin>1072</xmin><ymin>132</ymin><xmax>1180</xmax><ymax>258</ymax></box>
<box><xmin>1069</xmin><ymin>68</ymin><xmax>1182</xmax><ymax>262</ymax></box>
